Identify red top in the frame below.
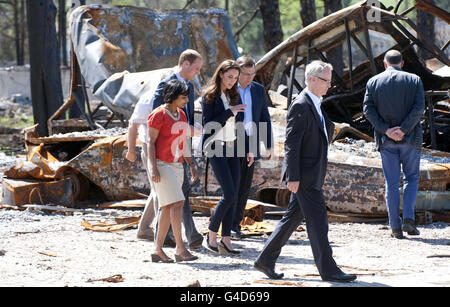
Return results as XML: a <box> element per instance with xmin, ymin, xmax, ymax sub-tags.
<box><xmin>148</xmin><ymin>106</ymin><xmax>188</xmax><ymax>163</ymax></box>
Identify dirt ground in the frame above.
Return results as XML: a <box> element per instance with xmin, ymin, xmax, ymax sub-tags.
<box><xmin>0</xmin><ymin>99</ymin><xmax>448</xmax><ymax>288</ymax></box>
<box><xmin>0</xmin><ymin>204</ymin><xmax>449</xmax><ymax>288</ymax></box>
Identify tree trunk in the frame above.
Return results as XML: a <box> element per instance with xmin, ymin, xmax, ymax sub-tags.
<box><xmin>259</xmin><ymin>0</ymin><xmax>284</xmax><ymax>52</ymax></box>
<box><xmin>19</xmin><ymin>0</ymin><xmax>25</xmax><ymax>65</ymax></box>
<box><xmin>27</xmin><ymin>0</ymin><xmax>64</xmax><ymax>137</ymax></box>
<box><xmin>417</xmin><ymin>0</ymin><xmax>435</xmax><ymax>61</ymax></box>
<box><xmin>12</xmin><ymin>0</ymin><xmax>25</xmax><ymax>65</ymax></box>
<box><xmin>300</xmin><ymin>0</ymin><xmax>316</xmax><ymax>28</ymax></box>
<box><xmin>323</xmin><ymin>0</ymin><xmax>343</xmax><ymax>75</ymax></box>
<box><xmin>58</xmin><ymin>0</ymin><xmax>67</xmax><ymax>66</ymax></box>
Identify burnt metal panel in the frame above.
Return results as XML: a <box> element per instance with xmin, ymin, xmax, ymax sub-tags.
<box><xmin>69</xmin><ymin>5</ymin><xmax>239</xmax><ymax>119</ymax></box>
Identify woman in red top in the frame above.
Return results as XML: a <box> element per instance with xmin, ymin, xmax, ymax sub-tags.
<box><xmin>147</xmin><ymin>79</ymin><xmax>199</xmax><ymax>263</ymax></box>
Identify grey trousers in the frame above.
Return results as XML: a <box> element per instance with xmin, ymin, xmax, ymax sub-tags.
<box><xmin>155</xmin><ymin>157</ymin><xmax>203</xmax><ymax>244</ymax></box>
<box><xmin>137</xmin><ymin>143</ymin><xmax>159</xmax><ymax>232</ymax></box>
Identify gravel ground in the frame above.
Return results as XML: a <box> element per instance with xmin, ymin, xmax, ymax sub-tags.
<box><xmin>0</xmin><ymin>207</ymin><xmax>449</xmax><ymax>287</ymax></box>
<box><xmin>0</xmin><ymin>132</ymin><xmax>448</xmax><ymax>288</ymax></box>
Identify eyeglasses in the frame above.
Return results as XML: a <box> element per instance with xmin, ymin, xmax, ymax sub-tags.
<box><xmin>314</xmin><ymin>76</ymin><xmax>332</xmax><ymax>84</ymax></box>
<box><xmin>241</xmin><ymin>72</ymin><xmax>256</xmax><ymax>77</ymax></box>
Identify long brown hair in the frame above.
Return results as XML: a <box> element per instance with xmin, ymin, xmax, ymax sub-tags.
<box><xmin>203</xmin><ymin>59</ymin><xmax>241</xmax><ymax>106</ymax></box>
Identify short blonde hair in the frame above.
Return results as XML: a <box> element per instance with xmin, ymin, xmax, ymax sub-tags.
<box><xmin>305</xmin><ymin>60</ymin><xmax>333</xmax><ymax>86</ymax></box>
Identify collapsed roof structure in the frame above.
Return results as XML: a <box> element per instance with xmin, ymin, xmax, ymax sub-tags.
<box><xmin>255</xmin><ymin>0</ymin><xmax>450</xmax><ymax>151</ymax></box>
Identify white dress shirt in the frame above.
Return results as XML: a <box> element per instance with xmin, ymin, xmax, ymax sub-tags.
<box><xmin>305</xmin><ymin>89</ymin><xmax>328</xmax><ymax>141</ymax></box>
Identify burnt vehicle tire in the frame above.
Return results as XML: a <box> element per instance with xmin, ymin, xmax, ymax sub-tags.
<box><xmin>275</xmin><ymin>188</ymin><xmax>291</xmax><ymax>208</ymax></box>
<box><xmin>63</xmin><ymin>170</ymin><xmax>89</xmax><ymax>200</ymax></box>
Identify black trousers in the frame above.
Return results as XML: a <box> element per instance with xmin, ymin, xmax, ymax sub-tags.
<box><xmin>255</xmin><ymin>186</ymin><xmax>341</xmax><ymax>277</ymax></box>
<box><xmin>232</xmin><ymin>157</ymin><xmax>256</xmax><ymax>232</ymax></box>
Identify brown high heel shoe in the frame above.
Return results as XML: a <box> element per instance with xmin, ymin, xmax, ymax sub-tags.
<box><xmin>174</xmin><ymin>252</ymin><xmax>198</xmax><ymax>262</ymax></box>
<box><xmin>218</xmin><ymin>240</ymin><xmax>240</xmax><ymax>255</ymax></box>
<box><xmin>151</xmin><ymin>253</ymin><xmax>174</xmax><ymax>263</ymax></box>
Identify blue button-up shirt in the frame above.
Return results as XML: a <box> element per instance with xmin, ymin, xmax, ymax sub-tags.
<box><xmin>238</xmin><ymin>83</ymin><xmax>253</xmax><ymax>136</ymax></box>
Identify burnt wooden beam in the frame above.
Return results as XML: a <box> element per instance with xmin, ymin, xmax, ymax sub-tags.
<box><xmin>350</xmin><ymin>32</ymin><xmax>369</xmax><ymax>57</ymax></box>
<box><xmin>344</xmin><ymin>18</ymin><xmax>354</xmax><ymax>93</ymax></box>
<box><xmin>442</xmin><ymin>39</ymin><xmax>450</xmax><ymax>52</ymax></box>
<box><xmin>360</xmin><ymin>10</ymin><xmax>377</xmax><ymax>76</ymax></box>
<box><xmin>285</xmin><ymin>72</ymin><xmax>303</xmax><ymax>92</ymax></box>
<box><xmin>287</xmin><ymin>43</ymin><xmax>299</xmax><ymax>109</ymax></box>
<box><xmin>426</xmin><ymin>95</ymin><xmax>437</xmax><ymax>149</ymax></box>
<box><xmin>403</xmin><ymin>18</ymin><xmax>450</xmax><ymax>66</ymax></box>
<box><xmin>306</xmin><ymin>38</ymin><xmax>312</xmax><ymax>64</ymax></box>
<box><xmin>392</xmin><ymin>19</ymin><xmax>443</xmax><ymax>63</ymax></box>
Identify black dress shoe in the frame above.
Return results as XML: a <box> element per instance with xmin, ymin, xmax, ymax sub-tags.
<box><xmin>391</xmin><ymin>229</ymin><xmax>405</xmax><ymax>239</ymax></box>
<box><xmin>322</xmin><ymin>272</ymin><xmax>357</xmax><ymax>283</ymax></box>
<box><xmin>254</xmin><ymin>261</ymin><xmax>284</xmax><ymax>280</ymax></box>
<box><xmin>402</xmin><ymin>219</ymin><xmax>420</xmax><ymax>235</ymax></box>
<box><xmin>188</xmin><ymin>237</ymin><xmax>203</xmax><ymax>250</ymax></box>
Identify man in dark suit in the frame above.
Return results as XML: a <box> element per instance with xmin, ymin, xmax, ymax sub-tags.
<box><xmin>254</xmin><ymin>60</ymin><xmax>356</xmax><ymax>283</ymax></box>
<box><xmin>126</xmin><ymin>49</ymin><xmax>204</xmax><ymax>249</ymax></box>
<box><xmin>231</xmin><ymin>56</ymin><xmax>273</xmax><ymax>238</ymax></box>
<box><xmin>363</xmin><ymin>50</ymin><xmax>424</xmax><ymax>239</ymax></box>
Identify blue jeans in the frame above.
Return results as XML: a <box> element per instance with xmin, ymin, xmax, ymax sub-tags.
<box><xmin>380</xmin><ymin>141</ymin><xmax>421</xmax><ymax>230</ymax></box>
<box><xmin>208</xmin><ymin>156</ymin><xmax>241</xmax><ymax>237</ymax></box>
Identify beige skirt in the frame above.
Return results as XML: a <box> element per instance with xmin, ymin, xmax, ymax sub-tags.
<box><xmin>153</xmin><ymin>160</ymin><xmax>185</xmax><ymax>207</ymax></box>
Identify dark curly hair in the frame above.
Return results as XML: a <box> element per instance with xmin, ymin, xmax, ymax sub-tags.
<box><xmin>163</xmin><ymin>79</ymin><xmax>190</xmax><ymax>104</ymax></box>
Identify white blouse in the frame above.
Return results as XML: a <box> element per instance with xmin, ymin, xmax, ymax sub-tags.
<box><xmin>213</xmin><ymin>92</ymin><xmax>236</xmax><ymax>142</ymax></box>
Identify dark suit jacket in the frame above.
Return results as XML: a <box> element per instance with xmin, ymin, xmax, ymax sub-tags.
<box><xmin>363</xmin><ymin>66</ymin><xmax>425</xmax><ymax>151</ymax></box>
<box><xmin>242</xmin><ymin>81</ymin><xmax>273</xmax><ymax>160</ymax></box>
<box><xmin>280</xmin><ymin>90</ymin><xmax>334</xmax><ymax>190</ymax></box>
<box><xmin>150</xmin><ymin>73</ymin><xmax>195</xmax><ymax>127</ymax></box>
<box><xmin>200</xmin><ymin>94</ymin><xmax>244</xmax><ymax>154</ymax></box>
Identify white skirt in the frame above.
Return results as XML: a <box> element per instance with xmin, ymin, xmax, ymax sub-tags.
<box><xmin>153</xmin><ymin>160</ymin><xmax>185</xmax><ymax>207</ymax></box>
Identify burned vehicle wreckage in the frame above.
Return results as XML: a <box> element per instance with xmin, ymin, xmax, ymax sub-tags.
<box><xmin>2</xmin><ymin>1</ymin><xmax>449</xmax><ymax>223</ymax></box>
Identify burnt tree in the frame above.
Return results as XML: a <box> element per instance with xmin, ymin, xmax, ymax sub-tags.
<box><xmin>259</xmin><ymin>0</ymin><xmax>284</xmax><ymax>51</ymax></box>
<box><xmin>300</xmin><ymin>0</ymin><xmax>317</xmax><ymax>27</ymax></box>
<box><xmin>58</xmin><ymin>0</ymin><xmax>67</xmax><ymax>67</ymax></box>
<box><xmin>324</xmin><ymin>0</ymin><xmax>343</xmax><ymax>75</ymax></box>
<box><xmin>27</xmin><ymin>0</ymin><xmax>63</xmax><ymax>136</ymax></box>
<box><xmin>417</xmin><ymin>0</ymin><xmax>436</xmax><ymax>61</ymax></box>
<box><xmin>0</xmin><ymin>0</ymin><xmax>26</xmax><ymax>65</ymax></box>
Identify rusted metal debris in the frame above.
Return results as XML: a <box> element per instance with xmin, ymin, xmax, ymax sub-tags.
<box><xmin>3</xmin><ymin>124</ymin><xmax>149</xmax><ymax>206</ymax></box>
<box><xmin>48</xmin><ymin>5</ymin><xmax>239</xmax><ymax>135</ymax></box>
<box><xmin>2</xmin><ymin>177</ymin><xmax>74</xmax><ymax>206</ymax></box>
<box><xmin>190</xmin><ymin>196</ymin><xmax>266</xmax><ymax>222</ymax></box>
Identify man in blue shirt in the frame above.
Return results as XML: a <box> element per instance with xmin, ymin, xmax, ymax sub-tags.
<box><xmin>231</xmin><ymin>56</ymin><xmax>273</xmax><ymax>238</ymax></box>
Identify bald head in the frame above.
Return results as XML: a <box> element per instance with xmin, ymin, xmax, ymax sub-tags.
<box><xmin>384</xmin><ymin>50</ymin><xmax>403</xmax><ymax>66</ymax></box>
